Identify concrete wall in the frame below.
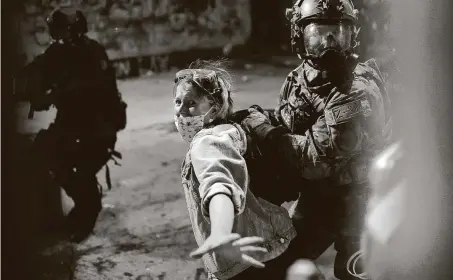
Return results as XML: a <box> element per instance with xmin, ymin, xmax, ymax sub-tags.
<box><xmin>19</xmin><ymin>0</ymin><xmax>251</xmax><ymax>66</ymax></box>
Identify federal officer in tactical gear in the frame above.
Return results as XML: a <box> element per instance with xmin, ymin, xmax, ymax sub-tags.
<box><xmin>14</xmin><ymin>7</ymin><xmax>127</xmax><ymax>242</ymax></box>
<box><xmin>232</xmin><ymin>0</ymin><xmax>392</xmax><ymax>279</ymax></box>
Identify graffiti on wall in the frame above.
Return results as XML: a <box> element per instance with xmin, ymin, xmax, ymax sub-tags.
<box><xmin>111</xmin><ymin>54</ymin><xmax>170</xmax><ymax>77</ymax></box>
<box><xmin>19</xmin><ymin>0</ymin><xmax>251</xmax><ymax>64</ymax></box>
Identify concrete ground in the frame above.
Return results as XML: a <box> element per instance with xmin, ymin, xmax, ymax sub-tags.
<box><xmin>15</xmin><ymin>64</ymin><xmax>336</xmax><ymax>280</ymax></box>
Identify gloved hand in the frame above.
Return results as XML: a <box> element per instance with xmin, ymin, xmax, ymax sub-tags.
<box><xmin>232</xmin><ymin>105</ymin><xmax>284</xmax><ymax>143</ymax></box>
<box><xmin>242</xmin><ymin>105</ymin><xmax>272</xmax><ymax>131</ymax></box>
<box><xmin>229</xmin><ymin>108</ymin><xmax>251</xmax><ymax>124</ymax></box>
<box><xmin>230</xmin><ymin>105</ymin><xmax>269</xmax><ymax>122</ymax></box>
<box><xmin>32</xmin><ymin>93</ymin><xmax>53</xmax><ymax>111</ymax></box>
<box><xmin>248</xmin><ymin>104</ymin><xmax>266</xmax><ymax>114</ymax></box>
<box><xmin>250</xmin><ymin>105</ymin><xmax>277</xmax><ymax>121</ymax></box>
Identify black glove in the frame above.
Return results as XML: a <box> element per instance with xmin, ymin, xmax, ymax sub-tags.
<box><xmin>229</xmin><ymin>108</ymin><xmax>251</xmax><ymax>124</ymax></box>
<box><xmin>230</xmin><ymin>105</ymin><xmax>271</xmax><ymax>124</ymax></box>
<box><xmin>250</xmin><ymin>105</ymin><xmax>281</xmax><ymax>125</ymax></box>
<box><xmin>249</xmin><ymin>104</ymin><xmax>266</xmax><ymax>114</ymax></box>
<box><xmin>31</xmin><ymin>93</ymin><xmax>54</xmax><ymax>111</ymax></box>
<box><xmin>242</xmin><ymin>106</ymin><xmax>272</xmax><ymax>131</ymax></box>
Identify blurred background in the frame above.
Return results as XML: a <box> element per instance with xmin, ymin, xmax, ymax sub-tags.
<box><xmin>4</xmin><ymin>1</ymin><xmax>450</xmax><ymax>280</ymax></box>
<box><xmin>8</xmin><ymin>0</ymin><xmax>395</xmax><ymax>77</ymax></box>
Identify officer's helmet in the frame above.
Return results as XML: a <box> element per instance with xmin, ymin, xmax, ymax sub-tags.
<box><xmin>46</xmin><ymin>8</ymin><xmax>88</xmax><ymax>42</ymax></box>
<box><xmin>286</xmin><ymin>0</ymin><xmax>359</xmax><ymax>58</ymax></box>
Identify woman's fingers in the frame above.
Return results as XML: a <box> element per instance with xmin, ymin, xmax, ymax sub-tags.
<box><xmin>215</xmin><ymin>233</ymin><xmax>242</xmax><ymax>247</ymax></box>
<box><xmin>241</xmin><ymin>254</ymin><xmax>265</xmax><ymax>269</ymax></box>
<box><xmin>239</xmin><ymin>246</ymin><xmax>268</xmax><ymax>254</ymax></box>
<box><xmin>190</xmin><ymin>233</ymin><xmax>241</xmax><ymax>258</ymax></box>
<box><xmin>232</xmin><ymin>236</ymin><xmax>265</xmax><ymax>247</ymax></box>
<box><xmin>189</xmin><ymin>247</ymin><xmax>207</xmax><ymax>259</ymax></box>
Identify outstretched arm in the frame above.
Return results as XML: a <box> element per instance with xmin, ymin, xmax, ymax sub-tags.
<box><xmin>208</xmin><ymin>194</ymin><xmax>235</xmax><ymax>236</ymax></box>
<box><xmin>188</xmin><ymin>125</ymin><xmax>266</xmax><ymax>267</ymax></box>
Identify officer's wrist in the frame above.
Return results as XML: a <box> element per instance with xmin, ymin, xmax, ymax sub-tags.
<box><xmin>265</xmin><ymin>125</ymin><xmax>290</xmax><ymax>142</ymax></box>
<box><xmin>253</xmin><ymin>123</ymin><xmax>288</xmax><ymax>142</ymax></box>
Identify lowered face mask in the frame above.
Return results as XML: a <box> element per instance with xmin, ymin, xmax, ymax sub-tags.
<box><xmin>174</xmin><ymin>107</ymin><xmax>215</xmax><ymax>143</ymax></box>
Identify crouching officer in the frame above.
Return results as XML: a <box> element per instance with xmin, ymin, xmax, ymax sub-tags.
<box><xmin>14</xmin><ymin>7</ymin><xmax>127</xmax><ymax>242</ymax></box>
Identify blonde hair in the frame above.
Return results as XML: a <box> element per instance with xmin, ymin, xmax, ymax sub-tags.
<box><xmin>174</xmin><ymin>59</ymin><xmax>234</xmax><ymax>120</ymax></box>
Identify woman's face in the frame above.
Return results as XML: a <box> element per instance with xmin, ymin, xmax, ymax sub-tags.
<box><xmin>174</xmin><ymin>82</ymin><xmax>212</xmax><ymax>117</ymax></box>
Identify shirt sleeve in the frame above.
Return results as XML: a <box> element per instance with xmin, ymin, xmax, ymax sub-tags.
<box><xmin>190</xmin><ymin>125</ymin><xmax>248</xmax><ymax>219</ymax></box>
<box><xmin>275</xmin><ymin>69</ymin><xmax>300</xmax><ymax>126</ymax></box>
<box><xmin>15</xmin><ymin>45</ymin><xmax>57</xmax><ymax>102</ymax></box>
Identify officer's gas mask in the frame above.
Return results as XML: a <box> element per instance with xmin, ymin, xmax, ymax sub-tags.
<box><xmin>287</xmin><ymin>0</ymin><xmax>360</xmax><ymax>75</ymax></box>
<box><xmin>302</xmin><ymin>21</ymin><xmax>356</xmax><ymax>70</ymax></box>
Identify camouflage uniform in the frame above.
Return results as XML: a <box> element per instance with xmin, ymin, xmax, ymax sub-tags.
<box><xmin>236</xmin><ymin>0</ymin><xmax>392</xmax><ymax>279</ymax></box>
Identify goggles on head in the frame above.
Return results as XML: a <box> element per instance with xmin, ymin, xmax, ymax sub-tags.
<box><xmin>174</xmin><ymin>69</ymin><xmax>223</xmax><ymax>96</ymax></box>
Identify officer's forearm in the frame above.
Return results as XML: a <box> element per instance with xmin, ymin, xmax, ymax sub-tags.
<box><xmin>15</xmin><ymin>54</ymin><xmax>50</xmax><ymax>102</ymax></box>
<box><xmin>252</xmin><ymin>123</ymin><xmax>305</xmax><ymax>181</ymax></box>
<box><xmin>252</xmin><ymin>123</ymin><xmax>289</xmax><ymax>147</ymax></box>
<box><xmin>252</xmin><ymin>123</ymin><xmax>295</xmax><ymax>165</ymax></box>
<box><xmin>23</xmin><ymin>53</ymin><xmax>48</xmax><ymax>74</ymax></box>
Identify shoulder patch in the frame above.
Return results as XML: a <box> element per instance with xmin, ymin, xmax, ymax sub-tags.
<box><xmin>325</xmin><ymin>98</ymin><xmax>372</xmax><ymax>126</ymax></box>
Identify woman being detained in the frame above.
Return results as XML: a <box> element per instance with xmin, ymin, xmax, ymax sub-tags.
<box><xmin>173</xmin><ymin>61</ymin><xmax>297</xmax><ymax>280</ymax></box>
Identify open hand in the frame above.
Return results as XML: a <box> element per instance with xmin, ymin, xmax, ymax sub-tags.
<box><xmin>190</xmin><ymin>233</ymin><xmax>267</xmax><ymax>268</ymax></box>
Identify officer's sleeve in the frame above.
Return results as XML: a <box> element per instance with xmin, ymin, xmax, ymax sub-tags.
<box><xmin>93</xmin><ymin>42</ymin><xmax>120</xmax><ymax>93</ymax></box>
<box><xmin>89</xmin><ymin>41</ymin><xmax>127</xmax><ymax>131</ymax></box>
<box><xmin>274</xmin><ymin>71</ymin><xmax>296</xmax><ymax>124</ymax></box>
<box><xmin>21</xmin><ymin>44</ymin><xmax>58</xmax><ymax>80</ymax></box>
<box><xmin>255</xmin><ymin>76</ymin><xmax>387</xmax><ymax>180</ymax></box>
<box><xmin>15</xmin><ymin>45</ymin><xmax>58</xmax><ymax>101</ymax></box>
